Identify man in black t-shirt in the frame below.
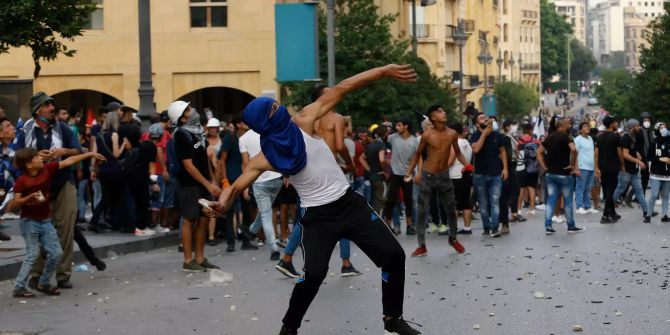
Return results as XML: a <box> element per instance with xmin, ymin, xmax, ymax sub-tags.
<box><xmin>360</xmin><ymin>126</ymin><xmax>388</xmax><ymax>215</ymax></box>
<box><xmin>612</xmin><ymin>119</ymin><xmax>650</xmax><ymax>217</ymax></box>
<box><xmin>168</xmin><ymin>101</ymin><xmax>222</xmax><ymax>273</ymax></box>
<box><xmin>537</xmin><ymin>118</ymin><xmax>585</xmax><ymax>235</ymax></box>
<box><xmin>595</xmin><ymin>116</ymin><xmax>623</xmax><ymax>223</ymax></box>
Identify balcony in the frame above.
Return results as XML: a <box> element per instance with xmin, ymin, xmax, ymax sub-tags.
<box><xmin>409</xmin><ymin>24</ymin><xmax>431</xmax><ymax>38</ymax></box>
<box><xmin>521</xmin><ymin>63</ymin><xmax>540</xmax><ymax>71</ymax></box>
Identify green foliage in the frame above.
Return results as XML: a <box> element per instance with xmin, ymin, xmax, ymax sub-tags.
<box><xmin>570</xmin><ymin>39</ymin><xmax>596</xmax><ymax>80</ymax></box>
<box><xmin>0</xmin><ymin>0</ymin><xmax>97</xmax><ymax>78</ymax></box>
<box><xmin>594</xmin><ymin>69</ymin><xmax>634</xmax><ymax>118</ymax></box>
<box><xmin>494</xmin><ymin>81</ymin><xmax>539</xmax><ymax>120</ymax></box>
<box><xmin>540</xmin><ymin>0</ymin><xmax>573</xmax><ymax>80</ymax></box>
<box><xmin>283</xmin><ymin>0</ymin><xmax>455</xmax><ymax>128</ymax></box>
<box><xmin>631</xmin><ymin>3</ymin><xmax>670</xmax><ymax>120</ymax></box>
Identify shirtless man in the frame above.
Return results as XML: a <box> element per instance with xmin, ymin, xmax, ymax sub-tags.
<box><xmin>405</xmin><ymin>105</ymin><xmax>469</xmax><ymax>257</ymax></box>
<box><xmin>274</xmin><ymin>86</ymin><xmax>361</xmax><ymax>279</ymax></box>
<box><xmin>206</xmin><ymin>64</ymin><xmax>420</xmax><ymax>335</ymax></box>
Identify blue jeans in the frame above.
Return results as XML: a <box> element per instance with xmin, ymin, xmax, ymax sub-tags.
<box><xmin>250</xmin><ymin>178</ymin><xmax>283</xmax><ymax>252</ymax></box>
<box><xmin>613</xmin><ymin>171</ymin><xmax>649</xmax><ymax>214</ymax></box>
<box><xmin>544</xmin><ymin>174</ymin><xmax>577</xmax><ymax>229</ymax></box>
<box><xmin>647</xmin><ymin>179</ymin><xmax>670</xmax><ymax>217</ymax></box>
<box><xmin>575</xmin><ymin>169</ymin><xmax>594</xmax><ymax>209</ymax></box>
<box><xmin>78</xmin><ymin>179</ymin><xmax>102</xmax><ymax>220</ymax></box>
<box><xmin>473</xmin><ymin>174</ymin><xmax>502</xmax><ymax>232</ymax></box>
<box><xmin>15</xmin><ymin>219</ymin><xmax>63</xmax><ymax>289</ymax></box>
<box><xmin>285</xmin><ymin>207</ymin><xmax>350</xmax><ymax>260</ymax></box>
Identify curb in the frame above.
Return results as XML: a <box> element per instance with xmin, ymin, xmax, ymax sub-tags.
<box><xmin>0</xmin><ymin>232</ymin><xmax>179</xmax><ymax>281</ymax></box>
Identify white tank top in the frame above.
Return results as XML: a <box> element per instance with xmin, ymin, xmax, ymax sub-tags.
<box><xmin>289</xmin><ymin>130</ymin><xmax>350</xmax><ymax>207</ymax></box>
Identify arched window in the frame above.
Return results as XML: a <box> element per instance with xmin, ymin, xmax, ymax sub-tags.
<box><xmin>503</xmin><ymin>24</ymin><xmax>509</xmax><ymax>42</ymax></box>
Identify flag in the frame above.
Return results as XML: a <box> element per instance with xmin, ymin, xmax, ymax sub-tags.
<box><xmin>533</xmin><ymin>114</ymin><xmax>545</xmax><ymax>138</ymax></box>
<box><xmin>85</xmin><ymin>107</ymin><xmax>96</xmax><ymax>127</ymax></box>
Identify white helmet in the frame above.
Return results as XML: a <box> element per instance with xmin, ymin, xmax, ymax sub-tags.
<box><xmin>206</xmin><ymin>118</ymin><xmax>221</xmax><ymax>128</ymax></box>
<box><xmin>167</xmin><ymin>100</ymin><xmax>190</xmax><ymax>124</ymax></box>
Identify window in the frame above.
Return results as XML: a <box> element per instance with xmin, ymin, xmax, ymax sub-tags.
<box><xmin>83</xmin><ymin>0</ymin><xmax>103</xmax><ymax>30</ymax></box>
<box><xmin>190</xmin><ymin>0</ymin><xmax>228</xmax><ymax>28</ymax></box>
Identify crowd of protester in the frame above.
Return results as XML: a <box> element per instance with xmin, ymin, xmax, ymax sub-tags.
<box><xmin>4</xmin><ymin>89</ymin><xmax>667</xmax><ymax>299</ymax></box>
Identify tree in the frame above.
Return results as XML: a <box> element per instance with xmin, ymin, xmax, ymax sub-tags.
<box><xmin>494</xmin><ymin>81</ymin><xmax>539</xmax><ymax>120</ymax></box>
<box><xmin>0</xmin><ymin>0</ymin><xmax>97</xmax><ymax>78</ymax></box>
<box><xmin>630</xmin><ymin>3</ymin><xmax>670</xmax><ymax>120</ymax></box>
<box><xmin>570</xmin><ymin>38</ymin><xmax>596</xmax><ymax>80</ymax></box>
<box><xmin>540</xmin><ymin>0</ymin><xmax>573</xmax><ymax>81</ymax></box>
<box><xmin>594</xmin><ymin>69</ymin><xmax>634</xmax><ymax>118</ymax></box>
<box><xmin>283</xmin><ymin>0</ymin><xmax>455</xmax><ymax>127</ymax></box>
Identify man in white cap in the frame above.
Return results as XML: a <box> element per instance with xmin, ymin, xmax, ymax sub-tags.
<box><xmin>168</xmin><ymin>101</ymin><xmax>222</xmax><ymax>272</ymax></box>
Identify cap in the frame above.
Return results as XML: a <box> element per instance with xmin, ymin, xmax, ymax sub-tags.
<box><xmin>103</xmin><ymin>102</ymin><xmax>124</xmax><ymax>113</ymax></box>
<box><xmin>641</xmin><ymin>112</ymin><xmax>652</xmax><ymax>119</ymax></box>
<box><xmin>206</xmin><ymin>118</ymin><xmax>221</xmax><ymax>128</ymax></box>
<box><xmin>168</xmin><ymin>101</ymin><xmax>190</xmax><ymax>124</ymax></box>
<box><xmin>148</xmin><ymin>123</ymin><xmax>164</xmax><ymax>139</ymax></box>
<box><xmin>159</xmin><ymin>111</ymin><xmax>169</xmax><ymax>122</ymax></box>
<box><xmin>30</xmin><ymin>92</ymin><xmax>54</xmax><ymax>115</ymax></box>
<box><xmin>626</xmin><ymin>119</ymin><xmax>640</xmax><ymax>129</ymax></box>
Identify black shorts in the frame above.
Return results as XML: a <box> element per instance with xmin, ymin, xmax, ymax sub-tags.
<box><xmin>520</xmin><ymin>171</ymin><xmax>539</xmax><ymax>188</ymax></box>
<box><xmin>274</xmin><ymin>184</ymin><xmax>298</xmax><ymax>206</ymax></box>
<box><xmin>176</xmin><ymin>184</ymin><xmax>210</xmax><ymax>221</ymax></box>
<box><xmin>452</xmin><ymin>174</ymin><xmax>473</xmax><ymax>210</ymax></box>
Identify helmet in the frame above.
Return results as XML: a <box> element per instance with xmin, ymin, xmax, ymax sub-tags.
<box><xmin>206</xmin><ymin>118</ymin><xmax>221</xmax><ymax>128</ymax></box>
<box><xmin>167</xmin><ymin>101</ymin><xmax>190</xmax><ymax>124</ymax></box>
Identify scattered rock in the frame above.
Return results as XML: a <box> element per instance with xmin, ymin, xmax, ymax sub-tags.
<box><xmin>572</xmin><ymin>324</ymin><xmax>583</xmax><ymax>332</ymax></box>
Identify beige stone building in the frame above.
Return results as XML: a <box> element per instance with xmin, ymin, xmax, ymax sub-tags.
<box><xmin>499</xmin><ymin>0</ymin><xmax>542</xmax><ymax>86</ymax></box>
<box><xmin>624</xmin><ymin>7</ymin><xmax>652</xmax><ymax>72</ymax></box>
<box><xmin>0</xmin><ymin>0</ymin><xmax>275</xmax><ymax>121</ymax></box>
<box><xmin>552</xmin><ymin>0</ymin><xmax>587</xmax><ymax>45</ymax></box>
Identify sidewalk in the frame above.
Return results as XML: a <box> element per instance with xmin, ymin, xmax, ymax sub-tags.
<box><xmin>0</xmin><ymin>218</ymin><xmax>179</xmax><ymax>281</ymax></box>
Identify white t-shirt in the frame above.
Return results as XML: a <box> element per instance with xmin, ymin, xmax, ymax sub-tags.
<box><xmin>289</xmin><ymin>130</ymin><xmax>350</xmax><ymax>207</ymax></box>
<box><xmin>238</xmin><ymin>130</ymin><xmax>282</xmax><ymax>183</ymax></box>
<box><xmin>449</xmin><ymin>138</ymin><xmax>473</xmax><ymax>179</ymax></box>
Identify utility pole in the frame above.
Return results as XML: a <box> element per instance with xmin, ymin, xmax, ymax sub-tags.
<box><xmin>411</xmin><ymin>0</ymin><xmax>417</xmax><ymax>56</ymax></box>
<box><xmin>137</xmin><ymin>0</ymin><xmax>154</xmax><ymax>130</ymax></box>
<box><xmin>326</xmin><ymin>0</ymin><xmax>335</xmax><ymax>87</ymax></box>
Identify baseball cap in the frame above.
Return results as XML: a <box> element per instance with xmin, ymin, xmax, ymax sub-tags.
<box><xmin>148</xmin><ymin>123</ymin><xmax>164</xmax><ymax>139</ymax></box>
<box><xmin>159</xmin><ymin>110</ymin><xmax>169</xmax><ymax>122</ymax></box>
<box><xmin>103</xmin><ymin>101</ymin><xmax>124</xmax><ymax>112</ymax></box>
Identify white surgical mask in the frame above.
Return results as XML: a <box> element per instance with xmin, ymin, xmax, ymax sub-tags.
<box><xmin>510</xmin><ymin>125</ymin><xmax>518</xmax><ymax>133</ymax></box>
<box><xmin>662</xmin><ymin>127</ymin><xmax>670</xmax><ymax>137</ymax></box>
<box><xmin>643</xmin><ymin>121</ymin><xmax>651</xmax><ymax>129</ymax></box>
<box><xmin>492</xmin><ymin>121</ymin><xmax>499</xmax><ymax>132</ymax></box>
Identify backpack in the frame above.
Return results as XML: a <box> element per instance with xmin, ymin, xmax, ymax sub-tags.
<box><xmin>523</xmin><ymin>142</ymin><xmax>541</xmax><ymax>173</ymax></box>
<box><xmin>118</xmin><ymin>147</ymin><xmax>139</xmax><ymax>176</ymax></box>
<box><xmin>166</xmin><ymin>128</ymin><xmax>192</xmax><ymax>177</ymax></box>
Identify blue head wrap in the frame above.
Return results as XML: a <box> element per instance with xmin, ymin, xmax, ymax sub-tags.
<box><xmin>242</xmin><ymin>97</ymin><xmax>306</xmax><ymax>175</ymax></box>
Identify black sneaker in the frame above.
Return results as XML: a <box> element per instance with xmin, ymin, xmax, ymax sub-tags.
<box><xmin>481</xmin><ymin>230</ymin><xmax>490</xmax><ymax>236</ymax></box>
<box><xmin>643</xmin><ymin>211</ymin><xmax>659</xmax><ymax>218</ymax></box>
<box><xmin>613</xmin><ymin>213</ymin><xmax>622</xmax><ymax>221</ymax></box>
<box><xmin>270</xmin><ymin>251</ymin><xmax>281</xmax><ymax>261</ymax></box>
<box><xmin>383</xmin><ymin>317</ymin><xmax>422</xmax><ymax>335</ymax></box>
<box><xmin>567</xmin><ymin>227</ymin><xmax>585</xmax><ymax>233</ymax></box>
<box><xmin>278</xmin><ymin>325</ymin><xmax>298</xmax><ymax>335</ymax></box>
<box><xmin>662</xmin><ymin>216</ymin><xmax>670</xmax><ymax>223</ymax></box>
<box><xmin>515</xmin><ymin>214</ymin><xmax>527</xmax><ymax>222</ymax></box>
<box><xmin>600</xmin><ymin>216</ymin><xmax>615</xmax><ymax>224</ymax></box>
<box><xmin>489</xmin><ymin>230</ymin><xmax>501</xmax><ymax>238</ymax></box>
<box><xmin>437</xmin><ymin>229</ymin><xmax>451</xmax><ymax>236</ymax></box>
<box><xmin>406</xmin><ymin>225</ymin><xmax>416</xmax><ymax>235</ymax></box>
<box><xmin>275</xmin><ymin>260</ymin><xmax>301</xmax><ymax>278</ymax></box>
<box><xmin>341</xmin><ymin>264</ymin><xmax>362</xmax><ymax>277</ymax></box>
<box><xmin>545</xmin><ymin>227</ymin><xmax>556</xmax><ymax>235</ymax></box>
<box><xmin>207</xmin><ymin>238</ymin><xmax>218</xmax><ymax>246</ymax></box>
<box><xmin>457</xmin><ymin>229</ymin><xmax>472</xmax><ymax>235</ymax></box>
<box><xmin>199</xmin><ymin>258</ymin><xmax>220</xmax><ymax>270</ymax></box>
<box><xmin>241</xmin><ymin>241</ymin><xmax>259</xmax><ymax>250</ymax></box>
<box><xmin>226</xmin><ymin>242</ymin><xmax>235</xmax><ymax>252</ymax></box>
<box><xmin>644</xmin><ymin>216</ymin><xmax>651</xmax><ymax>224</ymax></box>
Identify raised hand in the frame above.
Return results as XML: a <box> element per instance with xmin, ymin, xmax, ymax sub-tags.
<box><xmin>385</xmin><ymin>64</ymin><xmax>417</xmax><ymax>83</ymax></box>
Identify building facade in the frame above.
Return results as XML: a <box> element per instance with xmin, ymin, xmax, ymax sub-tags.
<box><xmin>552</xmin><ymin>0</ymin><xmax>588</xmax><ymax>45</ymax></box>
<box><xmin>0</xmin><ymin>0</ymin><xmax>276</xmax><ymax>121</ymax></box>
<box><xmin>624</xmin><ymin>7</ymin><xmax>653</xmax><ymax>72</ymax></box>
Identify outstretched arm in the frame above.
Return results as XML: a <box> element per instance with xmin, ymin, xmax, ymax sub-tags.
<box><xmin>293</xmin><ymin>64</ymin><xmax>417</xmax><ymax>134</ymax></box>
<box><xmin>213</xmin><ymin>153</ymin><xmax>276</xmax><ymax>213</ymax></box>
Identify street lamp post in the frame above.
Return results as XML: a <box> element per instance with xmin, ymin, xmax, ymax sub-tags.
<box><xmin>496</xmin><ymin>49</ymin><xmax>504</xmax><ymax>83</ymax></box>
<box><xmin>509</xmin><ymin>52</ymin><xmax>516</xmax><ymax>82</ymax></box>
<box><xmin>477</xmin><ymin>34</ymin><xmax>492</xmax><ymax>94</ymax></box>
<box><xmin>137</xmin><ymin>0</ymin><xmax>155</xmax><ymax>129</ymax></box>
<box><xmin>518</xmin><ymin>54</ymin><xmax>523</xmax><ymax>84</ymax></box>
<box><xmin>453</xmin><ymin>19</ymin><xmax>470</xmax><ymax>115</ymax></box>
<box><xmin>327</xmin><ymin>0</ymin><xmax>335</xmax><ymax>86</ymax></box>
<box><xmin>566</xmin><ymin>36</ymin><xmax>571</xmax><ymax>95</ymax></box>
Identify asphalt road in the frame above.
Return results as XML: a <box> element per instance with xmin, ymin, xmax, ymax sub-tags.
<box><xmin>1</xmin><ymin>204</ymin><xmax>670</xmax><ymax>335</ymax></box>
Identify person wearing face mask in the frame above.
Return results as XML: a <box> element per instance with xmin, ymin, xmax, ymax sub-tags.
<box><xmin>639</xmin><ymin>112</ymin><xmax>654</xmax><ymax>193</ymax></box>
<box><xmin>595</xmin><ymin>116</ymin><xmax>623</xmax><ymax>224</ymax></box>
<box><xmin>644</xmin><ymin>122</ymin><xmax>670</xmax><ymax>223</ymax></box>
<box><xmin>536</xmin><ymin>118</ymin><xmax>585</xmax><ymax>235</ymax></box>
<box><xmin>470</xmin><ymin>113</ymin><xmax>508</xmax><ymax>237</ymax></box>
<box><xmin>612</xmin><ymin>119</ymin><xmax>651</xmax><ymax>219</ymax></box>
<box><xmin>499</xmin><ymin>120</ymin><xmax>526</xmax><ymax>235</ymax></box>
